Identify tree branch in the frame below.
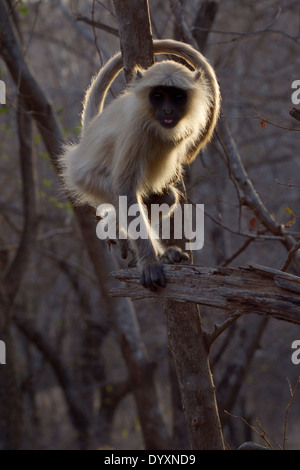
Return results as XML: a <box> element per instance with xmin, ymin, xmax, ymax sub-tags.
<box><xmin>113</xmin><ymin>0</ymin><xmax>154</xmax><ymax>80</ymax></box>
<box><xmin>14</xmin><ymin>314</ymin><xmax>89</xmax><ymax>440</ymax></box>
<box><xmin>281</xmin><ymin>241</ymin><xmax>300</xmax><ymax>272</ymax></box>
<box><xmin>216</xmin><ymin>118</ymin><xmax>300</xmax><ymax>271</ymax></box>
<box><xmin>110</xmin><ymin>263</ymin><xmax>300</xmax><ymax>326</ymax></box>
<box><xmin>3</xmin><ymin>97</ymin><xmax>39</xmax><ymax>307</ymax></box>
<box><xmin>76</xmin><ymin>15</ymin><xmax>119</xmax><ymax>37</ymax></box>
<box><xmin>207</xmin><ymin>312</ymin><xmax>241</xmax><ymax>347</ymax></box>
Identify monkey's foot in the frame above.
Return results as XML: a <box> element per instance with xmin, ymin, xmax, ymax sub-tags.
<box><xmin>140</xmin><ymin>261</ymin><xmax>166</xmax><ymax>291</ymax></box>
<box><xmin>159</xmin><ymin>246</ymin><xmax>189</xmax><ymax>264</ymax></box>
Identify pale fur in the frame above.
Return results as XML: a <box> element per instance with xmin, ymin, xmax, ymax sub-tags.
<box><xmin>61</xmin><ymin>61</ymin><xmax>218</xmax><ymax>205</ymax></box>
<box><xmin>59</xmin><ymin>39</ymin><xmax>220</xmax><ymax>288</ymax></box>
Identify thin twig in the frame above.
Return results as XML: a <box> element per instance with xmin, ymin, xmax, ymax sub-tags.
<box><xmin>169</xmin><ymin>0</ymin><xmax>198</xmax><ymax>49</ymax></box>
<box><xmin>255</xmin><ymin>417</ymin><xmax>282</xmax><ymax>450</ymax></box>
<box><xmin>207</xmin><ymin>312</ymin><xmax>241</xmax><ymax>348</ymax></box>
<box><xmin>283</xmin><ymin>377</ymin><xmax>300</xmax><ymax>450</ymax></box>
<box><xmin>194</xmin><ymin>26</ymin><xmax>300</xmax><ymax>47</ymax></box>
<box><xmin>224</xmin><ymin>411</ymin><xmax>280</xmax><ymax>450</ymax></box>
<box><xmin>222</xmin><ymin>238</ymin><xmax>254</xmax><ymax>267</ymax></box>
<box><xmin>76</xmin><ymin>15</ymin><xmax>119</xmax><ymax>36</ymax></box>
<box><xmin>256</xmin><ymin>113</ymin><xmax>300</xmax><ymax>132</ymax></box>
<box><xmin>92</xmin><ymin>0</ymin><xmax>103</xmax><ymax>65</ymax></box>
<box><xmin>188</xmin><ymin>198</ymin><xmax>285</xmax><ymax>242</ymax></box>
<box><xmin>281</xmin><ymin>241</ymin><xmax>300</xmax><ymax>272</ymax></box>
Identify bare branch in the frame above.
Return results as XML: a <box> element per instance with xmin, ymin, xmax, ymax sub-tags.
<box><xmin>2</xmin><ymin>93</ymin><xmax>39</xmax><ymax>309</ymax></box>
<box><xmin>192</xmin><ymin>26</ymin><xmax>300</xmax><ymax>47</ymax></box>
<box><xmin>52</xmin><ymin>0</ymin><xmax>95</xmax><ymax>45</ymax></box>
<box><xmin>216</xmin><ymin>118</ymin><xmax>300</xmax><ymax>271</ymax></box>
<box><xmin>110</xmin><ymin>263</ymin><xmax>300</xmax><ymax>326</ymax></box>
<box><xmin>169</xmin><ymin>0</ymin><xmax>198</xmax><ymax>49</ymax></box>
<box><xmin>256</xmin><ymin>113</ymin><xmax>300</xmax><ymax>132</ymax></box>
<box><xmin>201</xmin><ymin>202</ymin><xmax>284</xmax><ymax>242</ymax></box>
<box><xmin>283</xmin><ymin>377</ymin><xmax>300</xmax><ymax>450</ymax></box>
<box><xmin>191</xmin><ymin>1</ymin><xmax>218</xmax><ymax>52</ymax></box>
<box><xmin>281</xmin><ymin>241</ymin><xmax>300</xmax><ymax>272</ymax></box>
<box><xmin>76</xmin><ymin>15</ymin><xmax>119</xmax><ymax>37</ymax></box>
<box><xmin>217</xmin><ymin>316</ymin><xmax>268</xmax><ymax>426</ymax></box>
<box><xmin>206</xmin><ymin>312</ymin><xmax>241</xmax><ymax>347</ymax></box>
<box><xmin>222</xmin><ymin>238</ymin><xmax>254</xmax><ymax>267</ymax></box>
<box><xmin>14</xmin><ymin>313</ymin><xmax>89</xmax><ymax>439</ymax></box>
<box><xmin>225</xmin><ymin>412</ymin><xmax>279</xmax><ymax>449</ymax></box>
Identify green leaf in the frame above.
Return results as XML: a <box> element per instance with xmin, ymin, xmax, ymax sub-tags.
<box><xmin>42</xmin><ymin>178</ymin><xmax>53</xmax><ymax>188</ymax></box>
<box><xmin>48</xmin><ymin>197</ymin><xmax>72</xmax><ymax>212</ymax></box>
<box><xmin>18</xmin><ymin>1</ymin><xmax>29</xmax><ymax>15</ymax></box>
<box><xmin>34</xmin><ymin>134</ymin><xmax>41</xmax><ymax>144</ymax></box>
<box><xmin>64</xmin><ymin>202</ymin><xmax>73</xmax><ymax>212</ymax></box>
<box><xmin>39</xmin><ymin>151</ymin><xmax>50</xmax><ymax>160</ymax></box>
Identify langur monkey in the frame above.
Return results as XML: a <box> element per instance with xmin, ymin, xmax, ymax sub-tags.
<box><xmin>61</xmin><ymin>39</ymin><xmax>221</xmax><ymax>289</ymax></box>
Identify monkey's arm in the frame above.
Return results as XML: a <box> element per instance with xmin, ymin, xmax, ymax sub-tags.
<box><xmin>110</xmin><ymin>187</ymin><xmax>166</xmax><ymax>289</ymax></box>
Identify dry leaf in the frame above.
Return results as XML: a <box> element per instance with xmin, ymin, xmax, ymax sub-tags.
<box><xmin>285</xmin><ymin>207</ymin><xmax>296</xmax><ymax>228</ymax></box>
<box><xmin>260</xmin><ymin>119</ymin><xmax>266</xmax><ymax>128</ymax></box>
<box><xmin>285</xmin><ymin>206</ymin><xmax>295</xmax><ymax>217</ymax></box>
<box><xmin>249</xmin><ymin>217</ymin><xmax>257</xmax><ymax>232</ymax></box>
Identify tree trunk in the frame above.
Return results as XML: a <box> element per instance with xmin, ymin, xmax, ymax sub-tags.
<box><xmin>112</xmin><ymin>0</ymin><xmax>225</xmax><ymax>450</ymax></box>
<box><xmin>0</xmin><ymin>323</ymin><xmax>23</xmax><ymax>449</ymax></box>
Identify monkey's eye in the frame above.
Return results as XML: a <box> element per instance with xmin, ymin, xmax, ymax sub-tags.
<box><xmin>151</xmin><ymin>92</ymin><xmax>164</xmax><ymax>101</ymax></box>
<box><xmin>174</xmin><ymin>93</ymin><xmax>185</xmax><ymax>101</ymax></box>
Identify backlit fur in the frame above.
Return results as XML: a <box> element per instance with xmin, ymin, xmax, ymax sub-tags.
<box><xmin>61</xmin><ymin>58</ymin><xmax>217</xmax><ymax>205</ymax></box>
<box><xmin>59</xmin><ymin>39</ymin><xmax>221</xmax><ymax>288</ymax></box>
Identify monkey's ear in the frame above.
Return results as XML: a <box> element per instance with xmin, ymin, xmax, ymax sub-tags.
<box><xmin>194</xmin><ymin>69</ymin><xmax>203</xmax><ymax>81</ymax></box>
<box><xmin>136</xmin><ymin>69</ymin><xmax>144</xmax><ymax>80</ymax></box>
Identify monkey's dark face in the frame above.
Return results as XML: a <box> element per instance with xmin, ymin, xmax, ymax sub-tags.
<box><xmin>149</xmin><ymin>86</ymin><xmax>188</xmax><ymax>129</ymax></box>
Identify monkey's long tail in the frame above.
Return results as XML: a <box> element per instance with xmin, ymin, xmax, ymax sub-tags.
<box><xmin>81</xmin><ymin>53</ymin><xmax>124</xmax><ymax>130</ymax></box>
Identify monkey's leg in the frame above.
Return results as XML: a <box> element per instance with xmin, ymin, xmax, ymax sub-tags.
<box><xmin>144</xmin><ymin>187</ymin><xmax>189</xmax><ymax>265</ymax></box>
<box><xmin>115</xmin><ymin>191</ymin><xmax>166</xmax><ymax>290</ymax></box>
<box><xmin>122</xmin><ymin>186</ymin><xmax>187</xmax><ymax>266</ymax></box>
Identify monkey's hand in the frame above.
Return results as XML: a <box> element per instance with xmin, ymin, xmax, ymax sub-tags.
<box><xmin>140</xmin><ymin>248</ymin><xmax>188</xmax><ymax>290</ymax></box>
<box><xmin>159</xmin><ymin>246</ymin><xmax>189</xmax><ymax>264</ymax></box>
<box><xmin>140</xmin><ymin>259</ymin><xmax>166</xmax><ymax>291</ymax></box>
